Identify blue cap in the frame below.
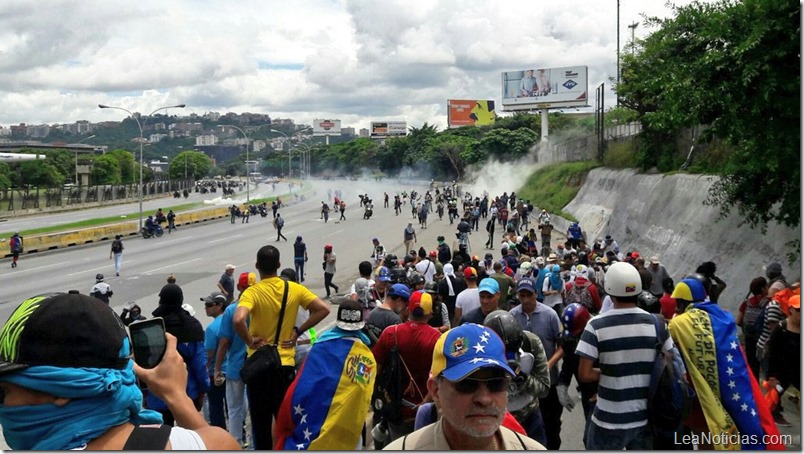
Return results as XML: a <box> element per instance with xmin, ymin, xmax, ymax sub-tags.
<box><xmin>431</xmin><ymin>324</ymin><xmax>516</xmax><ymax>381</ymax></box>
<box><xmin>376</xmin><ymin>266</ymin><xmax>392</xmax><ymax>282</ymax></box>
<box><xmin>388</xmin><ymin>283</ymin><xmax>411</xmax><ymax>301</ymax></box>
<box><xmin>516</xmin><ymin>278</ymin><xmax>537</xmax><ymax>293</ymax></box>
<box><xmin>478</xmin><ymin>278</ymin><xmax>500</xmax><ymax>295</ymax></box>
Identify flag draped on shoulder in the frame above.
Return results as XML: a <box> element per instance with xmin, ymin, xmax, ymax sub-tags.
<box><xmin>275</xmin><ymin>336</ymin><xmax>376</xmax><ymax>450</ymax></box>
<box><xmin>669</xmin><ymin>302</ymin><xmax>784</xmax><ymax>450</ymax></box>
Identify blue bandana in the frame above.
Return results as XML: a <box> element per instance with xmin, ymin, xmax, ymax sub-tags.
<box><xmin>0</xmin><ymin>338</ymin><xmax>162</xmax><ymax>450</ymax></box>
<box><xmin>317</xmin><ymin>326</ymin><xmax>372</xmax><ymax>346</ymax></box>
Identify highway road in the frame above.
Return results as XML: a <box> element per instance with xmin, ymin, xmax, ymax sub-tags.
<box><xmin>0</xmin><ymin>178</ymin><xmax>624</xmax><ymax>450</ymax></box>
<box><xmin>0</xmin><ymin>179</ymin><xmax>299</xmax><ymax>233</ymax></box>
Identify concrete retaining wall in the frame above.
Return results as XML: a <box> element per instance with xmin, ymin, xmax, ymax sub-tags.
<box><xmin>562</xmin><ymin>168</ymin><xmax>800</xmax><ymax>312</ymax></box>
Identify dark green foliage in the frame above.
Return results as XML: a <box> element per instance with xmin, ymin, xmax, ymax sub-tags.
<box><xmin>617</xmin><ymin>0</ymin><xmax>800</xmax><ymax>230</ymax></box>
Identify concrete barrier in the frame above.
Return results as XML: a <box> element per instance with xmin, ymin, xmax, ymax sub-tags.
<box><xmin>3</xmin><ymin>204</ymin><xmax>238</xmax><ymax>258</ymax></box>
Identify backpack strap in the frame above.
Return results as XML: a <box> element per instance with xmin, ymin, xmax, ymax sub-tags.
<box><xmin>513</xmin><ymin>430</ymin><xmax>527</xmax><ymax>449</ymax></box>
<box><xmin>123</xmin><ymin>424</ymin><xmax>172</xmax><ymax>450</ymax></box>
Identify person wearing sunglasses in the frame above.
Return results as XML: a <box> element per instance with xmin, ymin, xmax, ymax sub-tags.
<box><xmin>383</xmin><ymin>323</ymin><xmax>545</xmax><ymax>450</ymax></box>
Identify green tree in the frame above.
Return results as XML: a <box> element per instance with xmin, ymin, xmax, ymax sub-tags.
<box><xmin>106</xmin><ymin>149</ymin><xmax>137</xmax><ymax>184</ymax></box>
<box><xmin>16</xmin><ymin>161</ymin><xmax>65</xmax><ymax>187</ymax></box>
<box><xmin>90</xmin><ymin>154</ymin><xmax>122</xmax><ymax>185</ymax></box>
<box><xmin>0</xmin><ymin>162</ymin><xmax>12</xmax><ymax>189</ymax></box>
<box><xmin>617</xmin><ymin>0</ymin><xmax>800</xmax><ymax>230</ymax></box>
<box><xmin>475</xmin><ymin>128</ymin><xmax>538</xmax><ymax>161</ymax></box>
<box><xmin>168</xmin><ymin>151</ymin><xmax>213</xmax><ymax>180</ymax></box>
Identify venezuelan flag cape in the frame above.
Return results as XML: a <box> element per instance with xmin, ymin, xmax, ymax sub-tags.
<box><xmin>274</xmin><ymin>336</ymin><xmax>375</xmax><ymax>450</ymax></box>
<box><xmin>669</xmin><ymin>302</ymin><xmax>784</xmax><ymax>450</ymax></box>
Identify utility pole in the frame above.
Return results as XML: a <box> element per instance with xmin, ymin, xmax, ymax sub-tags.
<box><xmin>617</xmin><ymin>0</ymin><xmax>620</xmax><ymax>107</ymax></box>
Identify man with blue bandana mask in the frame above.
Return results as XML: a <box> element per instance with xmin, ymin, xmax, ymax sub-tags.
<box><xmin>0</xmin><ymin>291</ymin><xmax>239</xmax><ymax>450</ymax></box>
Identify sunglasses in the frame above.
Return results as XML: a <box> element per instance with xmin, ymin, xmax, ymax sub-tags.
<box><xmin>448</xmin><ymin>376</ymin><xmax>509</xmax><ymax>394</ymax></box>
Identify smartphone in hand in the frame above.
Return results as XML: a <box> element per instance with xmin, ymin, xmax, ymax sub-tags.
<box><xmin>129</xmin><ymin>317</ymin><xmax>167</xmax><ymax>369</ymax></box>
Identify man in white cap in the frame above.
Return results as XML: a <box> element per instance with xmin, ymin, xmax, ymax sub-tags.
<box><xmin>646</xmin><ymin>256</ymin><xmax>670</xmax><ymax>298</ymax></box>
<box><xmin>218</xmin><ymin>264</ymin><xmax>236</xmax><ymax>303</ymax></box>
<box><xmin>383</xmin><ymin>323</ymin><xmax>545</xmax><ymax>450</ymax></box>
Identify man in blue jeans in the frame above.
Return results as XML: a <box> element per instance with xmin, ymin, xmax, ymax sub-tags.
<box><xmin>215</xmin><ymin>272</ymin><xmax>255</xmax><ymax>448</ymax></box>
<box><xmin>293</xmin><ymin>236</ymin><xmax>308</xmax><ymax>282</ymax></box>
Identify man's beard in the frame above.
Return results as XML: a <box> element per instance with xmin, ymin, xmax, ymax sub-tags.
<box><xmin>457</xmin><ymin>405</ymin><xmax>504</xmax><ymax>438</ymax></box>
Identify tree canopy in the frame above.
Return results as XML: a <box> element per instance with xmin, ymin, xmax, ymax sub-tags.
<box><xmin>617</xmin><ymin>0</ymin><xmax>800</xmax><ymax>230</ymax></box>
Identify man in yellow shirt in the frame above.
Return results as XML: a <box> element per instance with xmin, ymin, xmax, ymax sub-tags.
<box><xmin>233</xmin><ymin>245</ymin><xmax>330</xmax><ymax>450</ymax></box>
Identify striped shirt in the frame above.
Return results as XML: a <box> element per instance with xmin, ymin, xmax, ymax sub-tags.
<box><xmin>575</xmin><ymin>307</ymin><xmax>674</xmax><ymax>430</ymax></box>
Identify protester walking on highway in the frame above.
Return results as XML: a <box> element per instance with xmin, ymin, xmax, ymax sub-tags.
<box><xmin>323</xmin><ymin>244</ymin><xmax>340</xmax><ymax>298</ymax></box>
<box><xmin>382</xmin><ymin>323</ymin><xmax>545</xmax><ymax>450</ymax></box>
<box><xmin>403</xmin><ymin>223</ymin><xmax>417</xmax><ymax>257</ymax></box>
<box><xmin>214</xmin><ymin>272</ymin><xmax>256</xmax><ymax>448</ymax></box>
<box><xmin>217</xmin><ymin>264</ymin><xmax>236</xmax><ymax>304</ymax></box>
<box><xmin>148</xmin><ymin>283</ymin><xmax>210</xmax><ymax>428</ymax></box>
<box><xmin>275</xmin><ymin>298</ymin><xmax>375</xmax><ymax>450</ymax></box>
<box><xmin>110</xmin><ymin>234</ymin><xmax>124</xmax><ymax>276</ymax></box>
<box><xmin>274</xmin><ymin>212</ymin><xmax>288</xmax><ymax>241</ymax></box>
<box><xmin>0</xmin><ymin>292</ymin><xmax>239</xmax><ymax>450</ymax></box>
<box><xmin>202</xmin><ymin>292</ymin><xmax>228</xmax><ymax>430</ymax></box>
<box><xmin>90</xmin><ymin>273</ymin><xmax>113</xmax><ymax>304</ymax></box>
<box><xmin>167</xmin><ymin>209</ymin><xmax>176</xmax><ymax>233</ymax></box>
<box><xmin>576</xmin><ymin>262</ymin><xmax>671</xmax><ymax>450</ymax></box>
<box><xmin>232</xmin><ymin>245</ymin><xmax>331</xmax><ymax>450</ymax></box>
<box><xmin>9</xmin><ymin>231</ymin><xmax>22</xmax><ymax>268</ymax></box>
<box><xmin>294</xmin><ymin>236</ymin><xmax>308</xmax><ymax>282</ymax></box>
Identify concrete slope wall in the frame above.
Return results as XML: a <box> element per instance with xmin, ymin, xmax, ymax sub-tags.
<box><xmin>563</xmin><ymin>168</ymin><xmax>800</xmax><ymax>312</ymax></box>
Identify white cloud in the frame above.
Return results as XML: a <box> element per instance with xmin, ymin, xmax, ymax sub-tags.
<box><xmin>0</xmin><ymin>0</ymin><xmax>704</xmax><ymax>131</ymax></box>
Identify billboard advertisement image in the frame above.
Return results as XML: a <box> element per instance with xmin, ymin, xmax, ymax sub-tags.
<box><xmin>501</xmin><ymin>65</ymin><xmax>588</xmax><ymax>110</ymax></box>
<box><xmin>313</xmin><ymin>119</ymin><xmax>342</xmax><ymax>136</ymax></box>
<box><xmin>447</xmin><ymin>100</ymin><xmax>496</xmax><ymax>128</ymax></box>
<box><xmin>370</xmin><ymin>121</ymin><xmax>407</xmax><ymax>138</ymax></box>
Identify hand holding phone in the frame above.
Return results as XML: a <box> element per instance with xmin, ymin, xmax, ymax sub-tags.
<box><xmin>129</xmin><ymin>318</ymin><xmax>167</xmax><ymax>369</ymax></box>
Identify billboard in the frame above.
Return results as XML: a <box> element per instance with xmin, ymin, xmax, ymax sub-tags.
<box><xmin>501</xmin><ymin>65</ymin><xmax>588</xmax><ymax>110</ymax></box>
<box><xmin>447</xmin><ymin>100</ymin><xmax>496</xmax><ymax>128</ymax></box>
<box><xmin>370</xmin><ymin>121</ymin><xmax>407</xmax><ymax>138</ymax></box>
<box><xmin>312</xmin><ymin>119</ymin><xmax>342</xmax><ymax>136</ymax></box>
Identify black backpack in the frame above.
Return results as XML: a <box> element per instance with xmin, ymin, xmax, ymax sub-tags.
<box><xmin>372</xmin><ymin>327</ymin><xmax>403</xmax><ymax>424</ymax></box>
<box><xmin>111</xmin><ymin>239</ymin><xmax>123</xmax><ymax>253</ymax></box>
<box><xmin>742</xmin><ymin>295</ymin><xmax>767</xmax><ymax>338</ymax></box>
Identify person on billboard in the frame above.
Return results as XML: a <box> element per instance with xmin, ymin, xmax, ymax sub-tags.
<box><xmin>536</xmin><ymin>69</ymin><xmax>551</xmax><ymax>96</ymax></box>
<box><xmin>519</xmin><ymin>70</ymin><xmax>537</xmax><ymax>97</ymax></box>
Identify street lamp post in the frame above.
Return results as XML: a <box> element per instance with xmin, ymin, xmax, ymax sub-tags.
<box><xmin>628</xmin><ymin>21</ymin><xmax>639</xmax><ymax>55</ymax></box>
<box><xmin>74</xmin><ymin>134</ymin><xmax>96</xmax><ymax>185</ymax></box>
<box><xmin>270</xmin><ymin>127</ymin><xmax>312</xmax><ymax>179</ymax></box>
<box><xmin>99</xmin><ymin>103</ymin><xmax>186</xmax><ymax>229</ymax></box>
<box><xmin>224</xmin><ymin>124</ymin><xmax>270</xmax><ymax>202</ymax></box>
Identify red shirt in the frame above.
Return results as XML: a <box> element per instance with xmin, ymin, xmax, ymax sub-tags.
<box><xmin>373</xmin><ymin>321</ymin><xmax>442</xmax><ymax>419</ymax></box>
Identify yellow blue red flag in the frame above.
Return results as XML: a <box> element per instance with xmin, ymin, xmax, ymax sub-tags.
<box><xmin>669</xmin><ymin>302</ymin><xmax>784</xmax><ymax>450</ymax></box>
<box><xmin>275</xmin><ymin>335</ymin><xmax>375</xmax><ymax>450</ymax></box>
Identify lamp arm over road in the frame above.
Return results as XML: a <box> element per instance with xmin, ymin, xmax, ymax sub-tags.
<box><xmin>99</xmin><ymin>103</ymin><xmax>186</xmax><ymax>229</ymax></box>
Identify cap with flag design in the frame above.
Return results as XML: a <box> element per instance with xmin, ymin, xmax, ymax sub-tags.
<box><xmin>430</xmin><ymin>323</ymin><xmax>515</xmax><ymax>381</ymax></box>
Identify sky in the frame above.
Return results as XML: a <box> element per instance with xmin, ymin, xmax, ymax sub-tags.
<box><xmin>0</xmin><ymin>0</ymin><xmax>703</xmax><ymax>132</ymax></box>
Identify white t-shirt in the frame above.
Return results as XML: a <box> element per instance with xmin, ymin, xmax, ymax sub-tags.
<box><xmin>455</xmin><ymin>288</ymin><xmax>480</xmax><ymax>315</ymax></box>
<box><xmin>415</xmin><ymin>259</ymin><xmax>436</xmax><ymax>283</ymax></box>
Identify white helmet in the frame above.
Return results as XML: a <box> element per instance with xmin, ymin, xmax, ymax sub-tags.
<box><xmin>604</xmin><ymin>262</ymin><xmax>642</xmax><ymax>297</ymax></box>
<box><xmin>576</xmin><ymin>264</ymin><xmax>589</xmax><ymax>278</ymax></box>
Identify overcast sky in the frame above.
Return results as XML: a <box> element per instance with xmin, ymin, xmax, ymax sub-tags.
<box><xmin>0</xmin><ymin>0</ymin><xmax>702</xmax><ymax>131</ymax></box>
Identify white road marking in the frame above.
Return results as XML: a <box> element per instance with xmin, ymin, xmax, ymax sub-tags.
<box><xmin>144</xmin><ymin>258</ymin><xmax>202</xmax><ymax>275</ymax></box>
<box><xmin>324</xmin><ymin>229</ymin><xmax>344</xmax><ymax>237</ymax></box>
<box><xmin>67</xmin><ymin>262</ymin><xmax>136</xmax><ymax>276</ymax></box>
<box><xmin>209</xmin><ymin>234</ymin><xmax>242</xmax><ymax>244</ymax></box>
<box><xmin>1</xmin><ymin>261</ymin><xmax>70</xmax><ymax>276</ymax></box>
